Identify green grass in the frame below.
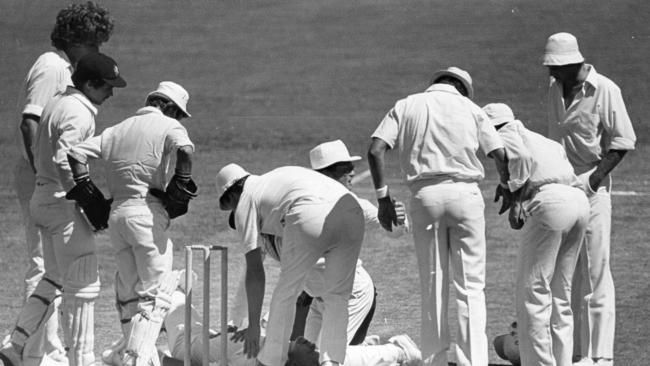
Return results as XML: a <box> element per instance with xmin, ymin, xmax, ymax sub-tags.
<box><xmin>1</xmin><ymin>0</ymin><xmax>649</xmax><ymax>364</ymax></box>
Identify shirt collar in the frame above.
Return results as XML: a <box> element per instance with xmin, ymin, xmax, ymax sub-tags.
<box><xmin>582</xmin><ymin>64</ymin><xmax>599</xmax><ymax>90</ymax></box>
<box><xmin>66</xmin><ymin>86</ymin><xmax>98</xmax><ymax>116</ymax></box>
<box><xmin>135</xmin><ymin>106</ymin><xmax>164</xmax><ymax>116</ymax></box>
<box><xmin>424</xmin><ymin>83</ymin><xmax>461</xmax><ymax>95</ymax></box>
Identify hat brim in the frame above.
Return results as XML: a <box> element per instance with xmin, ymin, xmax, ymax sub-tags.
<box><xmin>542</xmin><ymin>52</ymin><xmax>585</xmax><ymax>66</ymax></box>
<box><xmin>489</xmin><ymin>116</ymin><xmax>514</xmax><ymax>127</ymax></box>
<box><xmin>312</xmin><ymin>155</ymin><xmax>362</xmax><ymax>170</ymax></box>
<box><xmin>147</xmin><ymin>91</ymin><xmax>192</xmax><ymax>117</ymax></box>
<box><xmin>104</xmin><ymin>76</ymin><xmax>127</xmax><ymax>88</ymax></box>
<box><xmin>431</xmin><ymin>70</ymin><xmax>474</xmax><ymax>99</ymax></box>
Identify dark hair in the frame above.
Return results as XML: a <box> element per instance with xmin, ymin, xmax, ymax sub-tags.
<box><xmin>316</xmin><ymin>161</ymin><xmax>354</xmax><ymax>180</ymax></box>
<box><xmin>146</xmin><ymin>96</ymin><xmax>186</xmax><ymax>120</ymax></box>
<box><xmin>433</xmin><ymin>75</ymin><xmax>468</xmax><ymax>97</ymax></box>
<box><xmin>50</xmin><ymin>2</ymin><xmax>114</xmax><ymax>50</ymax></box>
<box><xmin>71</xmin><ymin>75</ymin><xmax>106</xmax><ymax>90</ymax></box>
<box><xmin>218</xmin><ymin>175</ymin><xmax>250</xmax><ymax>208</ymax></box>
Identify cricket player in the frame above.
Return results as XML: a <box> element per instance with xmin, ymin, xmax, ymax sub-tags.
<box><xmin>484</xmin><ymin>103</ymin><xmax>589</xmax><ymax>366</ymax></box>
<box><xmin>7</xmin><ymin>3</ymin><xmax>113</xmax><ymax>365</ymax></box>
<box><xmin>542</xmin><ymin>32</ymin><xmax>637</xmax><ymax>366</ymax></box>
<box><xmin>216</xmin><ymin>164</ymin><xmax>365</xmax><ymax>366</ymax></box>
<box><xmin>66</xmin><ymin>81</ymin><xmax>197</xmax><ymax>366</ymax></box>
<box><xmin>0</xmin><ymin>52</ymin><xmax>126</xmax><ymax>366</ymax></box>
<box><xmin>101</xmin><ymin>270</ymin><xmax>422</xmax><ymax>366</ymax></box>
<box><xmin>367</xmin><ymin>67</ymin><xmax>509</xmax><ymax>366</ymax></box>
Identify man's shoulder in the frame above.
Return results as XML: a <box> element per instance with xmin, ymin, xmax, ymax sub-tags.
<box><xmin>587</xmin><ymin>67</ymin><xmax>621</xmax><ymax>93</ymax></box>
<box><xmin>30</xmin><ymin>51</ymin><xmax>69</xmax><ymax>73</ymax></box>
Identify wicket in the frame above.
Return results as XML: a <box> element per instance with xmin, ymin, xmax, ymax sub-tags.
<box><xmin>184</xmin><ymin>245</ymin><xmax>228</xmax><ymax>366</ymax></box>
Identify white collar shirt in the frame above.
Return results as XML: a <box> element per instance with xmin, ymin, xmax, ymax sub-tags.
<box><xmin>498</xmin><ymin>120</ymin><xmax>580</xmax><ymax>192</ymax></box>
<box><xmin>34</xmin><ymin>86</ymin><xmax>97</xmax><ymax>194</ymax></box>
<box><xmin>371</xmin><ymin>83</ymin><xmax>504</xmax><ymax>187</ymax></box>
<box><xmin>67</xmin><ymin>106</ymin><xmax>194</xmax><ymax>205</ymax></box>
<box><xmin>17</xmin><ymin>50</ymin><xmax>73</xmax><ymax>160</ymax></box>
<box><xmin>547</xmin><ymin>64</ymin><xmax>636</xmax><ymax>175</ymax></box>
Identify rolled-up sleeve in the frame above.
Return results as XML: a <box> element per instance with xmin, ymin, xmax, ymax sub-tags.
<box><xmin>67</xmin><ymin>135</ymin><xmax>102</xmax><ymax>164</ymax></box>
<box><xmin>475</xmin><ymin>108</ymin><xmax>505</xmax><ymax>156</ymax></box>
<box><xmin>371</xmin><ymin>99</ymin><xmax>404</xmax><ymax>149</ymax></box>
<box><xmin>23</xmin><ymin>64</ymin><xmax>68</xmax><ymax>117</ymax></box>
<box><xmin>164</xmin><ymin>124</ymin><xmax>194</xmax><ymax>154</ymax></box>
<box><xmin>236</xmin><ymin>193</ymin><xmax>261</xmax><ymax>254</ymax></box>
<box><xmin>602</xmin><ymin>85</ymin><xmax>636</xmax><ymax>151</ymax></box>
<box><xmin>499</xmin><ymin>125</ymin><xmax>533</xmax><ymax>192</ymax></box>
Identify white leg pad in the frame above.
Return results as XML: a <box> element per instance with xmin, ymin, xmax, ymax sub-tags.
<box><xmin>12</xmin><ymin>278</ymin><xmax>63</xmax><ymax>350</ymax></box>
<box><xmin>61</xmin><ymin>254</ymin><xmax>100</xmax><ymax>366</ymax></box>
<box><xmin>123</xmin><ymin>271</ymin><xmax>179</xmax><ymax>366</ymax></box>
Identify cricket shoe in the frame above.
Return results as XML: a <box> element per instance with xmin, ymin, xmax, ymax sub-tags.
<box><xmin>573</xmin><ymin>357</ymin><xmax>594</xmax><ymax>366</ymax></box>
<box><xmin>0</xmin><ymin>342</ymin><xmax>22</xmax><ymax>366</ymax></box>
<box><xmin>388</xmin><ymin>335</ymin><xmax>422</xmax><ymax>366</ymax></box>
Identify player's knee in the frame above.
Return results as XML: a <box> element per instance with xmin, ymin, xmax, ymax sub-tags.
<box><xmin>63</xmin><ymin>254</ymin><xmax>100</xmax><ymax>300</ymax></box>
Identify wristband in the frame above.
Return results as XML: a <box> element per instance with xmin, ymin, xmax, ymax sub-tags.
<box><xmin>73</xmin><ymin>172</ymin><xmax>90</xmax><ymax>184</ymax></box>
<box><xmin>375</xmin><ymin>185</ymin><xmax>389</xmax><ymax>199</ymax></box>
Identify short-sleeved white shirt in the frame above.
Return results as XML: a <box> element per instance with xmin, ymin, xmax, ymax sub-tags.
<box><xmin>33</xmin><ymin>87</ymin><xmax>97</xmax><ymax>194</ymax></box>
<box><xmin>16</xmin><ymin>51</ymin><xmax>73</xmax><ymax>160</ymax></box>
<box><xmin>68</xmin><ymin>107</ymin><xmax>194</xmax><ymax>203</ymax></box>
<box><xmin>547</xmin><ymin>65</ymin><xmax>636</xmax><ymax>175</ymax></box>
<box><xmin>372</xmin><ymin>84</ymin><xmax>503</xmax><ymax>186</ymax></box>
<box><xmin>233</xmin><ymin>166</ymin><xmax>353</xmax><ymax>254</ymax></box>
<box><xmin>498</xmin><ymin>120</ymin><xmax>580</xmax><ymax>192</ymax></box>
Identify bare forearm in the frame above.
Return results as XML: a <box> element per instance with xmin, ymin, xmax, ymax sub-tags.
<box><xmin>67</xmin><ymin>154</ymin><xmax>89</xmax><ymax>181</ymax></box>
<box><xmin>175</xmin><ymin>145</ymin><xmax>194</xmax><ymax>177</ymax></box>
<box><xmin>245</xmin><ymin>271</ymin><xmax>264</xmax><ymax>329</ymax></box>
<box><xmin>19</xmin><ymin>115</ymin><xmax>39</xmax><ymax>171</ymax></box>
<box><xmin>367</xmin><ymin>138</ymin><xmax>389</xmax><ymax>189</ymax></box>
<box><xmin>591</xmin><ymin>149</ymin><xmax>627</xmax><ymax>184</ymax></box>
<box><xmin>488</xmin><ymin>147</ymin><xmax>509</xmax><ymax>185</ymax></box>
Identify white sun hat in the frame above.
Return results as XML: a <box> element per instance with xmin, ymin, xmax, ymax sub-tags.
<box><xmin>482</xmin><ymin>103</ymin><xmax>515</xmax><ymax>126</ymax></box>
<box><xmin>309</xmin><ymin>140</ymin><xmax>362</xmax><ymax>170</ymax></box>
<box><xmin>146</xmin><ymin>81</ymin><xmax>192</xmax><ymax>117</ymax></box>
<box><xmin>542</xmin><ymin>32</ymin><xmax>585</xmax><ymax>66</ymax></box>
<box><xmin>216</xmin><ymin>163</ymin><xmax>249</xmax><ymax>199</ymax></box>
<box><xmin>431</xmin><ymin>66</ymin><xmax>474</xmax><ymax>99</ymax></box>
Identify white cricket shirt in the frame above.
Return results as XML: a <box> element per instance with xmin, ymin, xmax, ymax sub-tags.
<box><xmin>68</xmin><ymin>107</ymin><xmax>194</xmax><ymax>204</ymax></box>
<box><xmin>372</xmin><ymin>84</ymin><xmax>504</xmax><ymax>187</ymax></box>
<box><xmin>33</xmin><ymin>86</ymin><xmax>97</xmax><ymax>193</ymax></box>
<box><xmin>547</xmin><ymin>65</ymin><xmax>636</xmax><ymax>175</ymax></box>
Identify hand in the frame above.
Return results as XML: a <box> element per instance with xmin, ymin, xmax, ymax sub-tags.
<box><xmin>393</xmin><ymin>200</ymin><xmax>407</xmax><ymax>226</ymax></box>
<box><xmin>230</xmin><ymin>327</ymin><xmax>247</xmax><ymax>343</ymax></box>
<box><xmin>577</xmin><ymin>171</ymin><xmax>598</xmax><ymax>197</ymax></box>
<box><xmin>494</xmin><ymin>184</ymin><xmax>513</xmax><ymax>215</ymax></box>
<box><xmin>243</xmin><ymin>324</ymin><xmax>261</xmax><ymax>358</ymax></box>
<box><xmin>377</xmin><ymin>196</ymin><xmax>397</xmax><ymax>232</ymax></box>
<box><xmin>508</xmin><ymin>203</ymin><xmax>525</xmax><ymax>230</ymax></box>
<box><xmin>587</xmin><ymin>173</ymin><xmax>602</xmax><ymax>194</ymax></box>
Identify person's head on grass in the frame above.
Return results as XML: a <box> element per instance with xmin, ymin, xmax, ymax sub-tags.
<box><xmin>285</xmin><ymin>337</ymin><xmax>320</xmax><ymax>366</ymax></box>
<box><xmin>51</xmin><ymin>1</ymin><xmax>114</xmax><ymax>63</ymax></box>
<box><xmin>309</xmin><ymin>140</ymin><xmax>361</xmax><ymax>190</ymax></box>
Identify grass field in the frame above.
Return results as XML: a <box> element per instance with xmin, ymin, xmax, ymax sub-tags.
<box><xmin>1</xmin><ymin>0</ymin><xmax>649</xmax><ymax>365</ymax></box>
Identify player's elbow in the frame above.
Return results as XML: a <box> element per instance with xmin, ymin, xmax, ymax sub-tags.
<box><xmin>367</xmin><ymin>138</ymin><xmax>388</xmax><ymax>161</ymax></box>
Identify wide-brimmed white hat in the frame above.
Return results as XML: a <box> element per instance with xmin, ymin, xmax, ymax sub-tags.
<box><xmin>216</xmin><ymin>163</ymin><xmax>249</xmax><ymax>199</ymax></box>
<box><xmin>147</xmin><ymin>81</ymin><xmax>191</xmax><ymax>117</ymax></box>
<box><xmin>542</xmin><ymin>32</ymin><xmax>584</xmax><ymax>66</ymax></box>
<box><xmin>483</xmin><ymin>103</ymin><xmax>515</xmax><ymax>126</ymax></box>
<box><xmin>431</xmin><ymin>66</ymin><xmax>474</xmax><ymax>99</ymax></box>
<box><xmin>309</xmin><ymin>140</ymin><xmax>361</xmax><ymax>170</ymax></box>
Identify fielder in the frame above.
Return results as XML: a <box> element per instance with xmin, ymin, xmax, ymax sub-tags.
<box><xmin>8</xmin><ymin>3</ymin><xmax>113</xmax><ymax>365</ymax></box>
<box><xmin>101</xmin><ymin>271</ymin><xmax>422</xmax><ymax>366</ymax></box>
<box><xmin>367</xmin><ymin>67</ymin><xmax>509</xmax><ymax>366</ymax></box>
<box><xmin>216</xmin><ymin>164</ymin><xmax>365</xmax><ymax>366</ymax></box>
<box><xmin>1</xmin><ymin>52</ymin><xmax>126</xmax><ymax>366</ymax></box>
<box><xmin>484</xmin><ymin>103</ymin><xmax>589</xmax><ymax>366</ymax></box>
<box><xmin>66</xmin><ymin>82</ymin><xmax>197</xmax><ymax>366</ymax></box>
<box><xmin>542</xmin><ymin>33</ymin><xmax>637</xmax><ymax>366</ymax></box>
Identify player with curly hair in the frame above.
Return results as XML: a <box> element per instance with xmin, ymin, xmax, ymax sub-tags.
<box><xmin>5</xmin><ymin>3</ymin><xmax>114</xmax><ymax>366</ymax></box>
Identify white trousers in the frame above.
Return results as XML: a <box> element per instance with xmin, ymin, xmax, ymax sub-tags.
<box><xmin>257</xmin><ymin>194</ymin><xmax>364</xmax><ymax>366</ymax></box>
<box><xmin>164</xmin><ymin>291</ymin><xmax>403</xmax><ymax>366</ymax></box>
<box><xmin>571</xmin><ymin>187</ymin><xmax>615</xmax><ymax>360</ymax></box>
<box><xmin>304</xmin><ymin>264</ymin><xmax>375</xmax><ymax>346</ymax></box>
<box><xmin>516</xmin><ymin>184</ymin><xmax>589</xmax><ymax>366</ymax></box>
<box><xmin>109</xmin><ymin>201</ymin><xmax>174</xmax><ymax>321</ymax></box>
<box><xmin>409</xmin><ymin>181</ymin><xmax>487</xmax><ymax>366</ymax></box>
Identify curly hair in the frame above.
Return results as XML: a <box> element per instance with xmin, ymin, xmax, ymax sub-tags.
<box><xmin>50</xmin><ymin>2</ymin><xmax>114</xmax><ymax>50</ymax></box>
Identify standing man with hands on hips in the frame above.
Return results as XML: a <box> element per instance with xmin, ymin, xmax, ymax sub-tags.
<box><xmin>367</xmin><ymin>66</ymin><xmax>509</xmax><ymax>366</ymax></box>
<box><xmin>1</xmin><ymin>52</ymin><xmax>126</xmax><ymax>366</ymax></box>
<box><xmin>66</xmin><ymin>81</ymin><xmax>197</xmax><ymax>366</ymax></box>
<box><xmin>542</xmin><ymin>32</ymin><xmax>636</xmax><ymax>366</ymax></box>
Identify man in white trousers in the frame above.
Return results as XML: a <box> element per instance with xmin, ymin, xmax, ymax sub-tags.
<box><xmin>66</xmin><ymin>82</ymin><xmax>197</xmax><ymax>366</ymax></box>
<box><xmin>1</xmin><ymin>52</ymin><xmax>126</xmax><ymax>366</ymax></box>
<box><xmin>484</xmin><ymin>103</ymin><xmax>589</xmax><ymax>366</ymax></box>
<box><xmin>367</xmin><ymin>67</ymin><xmax>509</xmax><ymax>366</ymax></box>
<box><xmin>101</xmin><ymin>271</ymin><xmax>422</xmax><ymax>366</ymax></box>
<box><xmin>8</xmin><ymin>3</ymin><xmax>114</xmax><ymax>365</ymax></box>
<box><xmin>216</xmin><ymin>164</ymin><xmax>365</xmax><ymax>366</ymax></box>
<box><xmin>542</xmin><ymin>32</ymin><xmax>637</xmax><ymax>366</ymax></box>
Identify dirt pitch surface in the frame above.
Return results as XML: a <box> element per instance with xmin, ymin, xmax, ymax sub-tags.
<box><xmin>1</xmin><ymin>0</ymin><xmax>649</xmax><ymax>365</ymax></box>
